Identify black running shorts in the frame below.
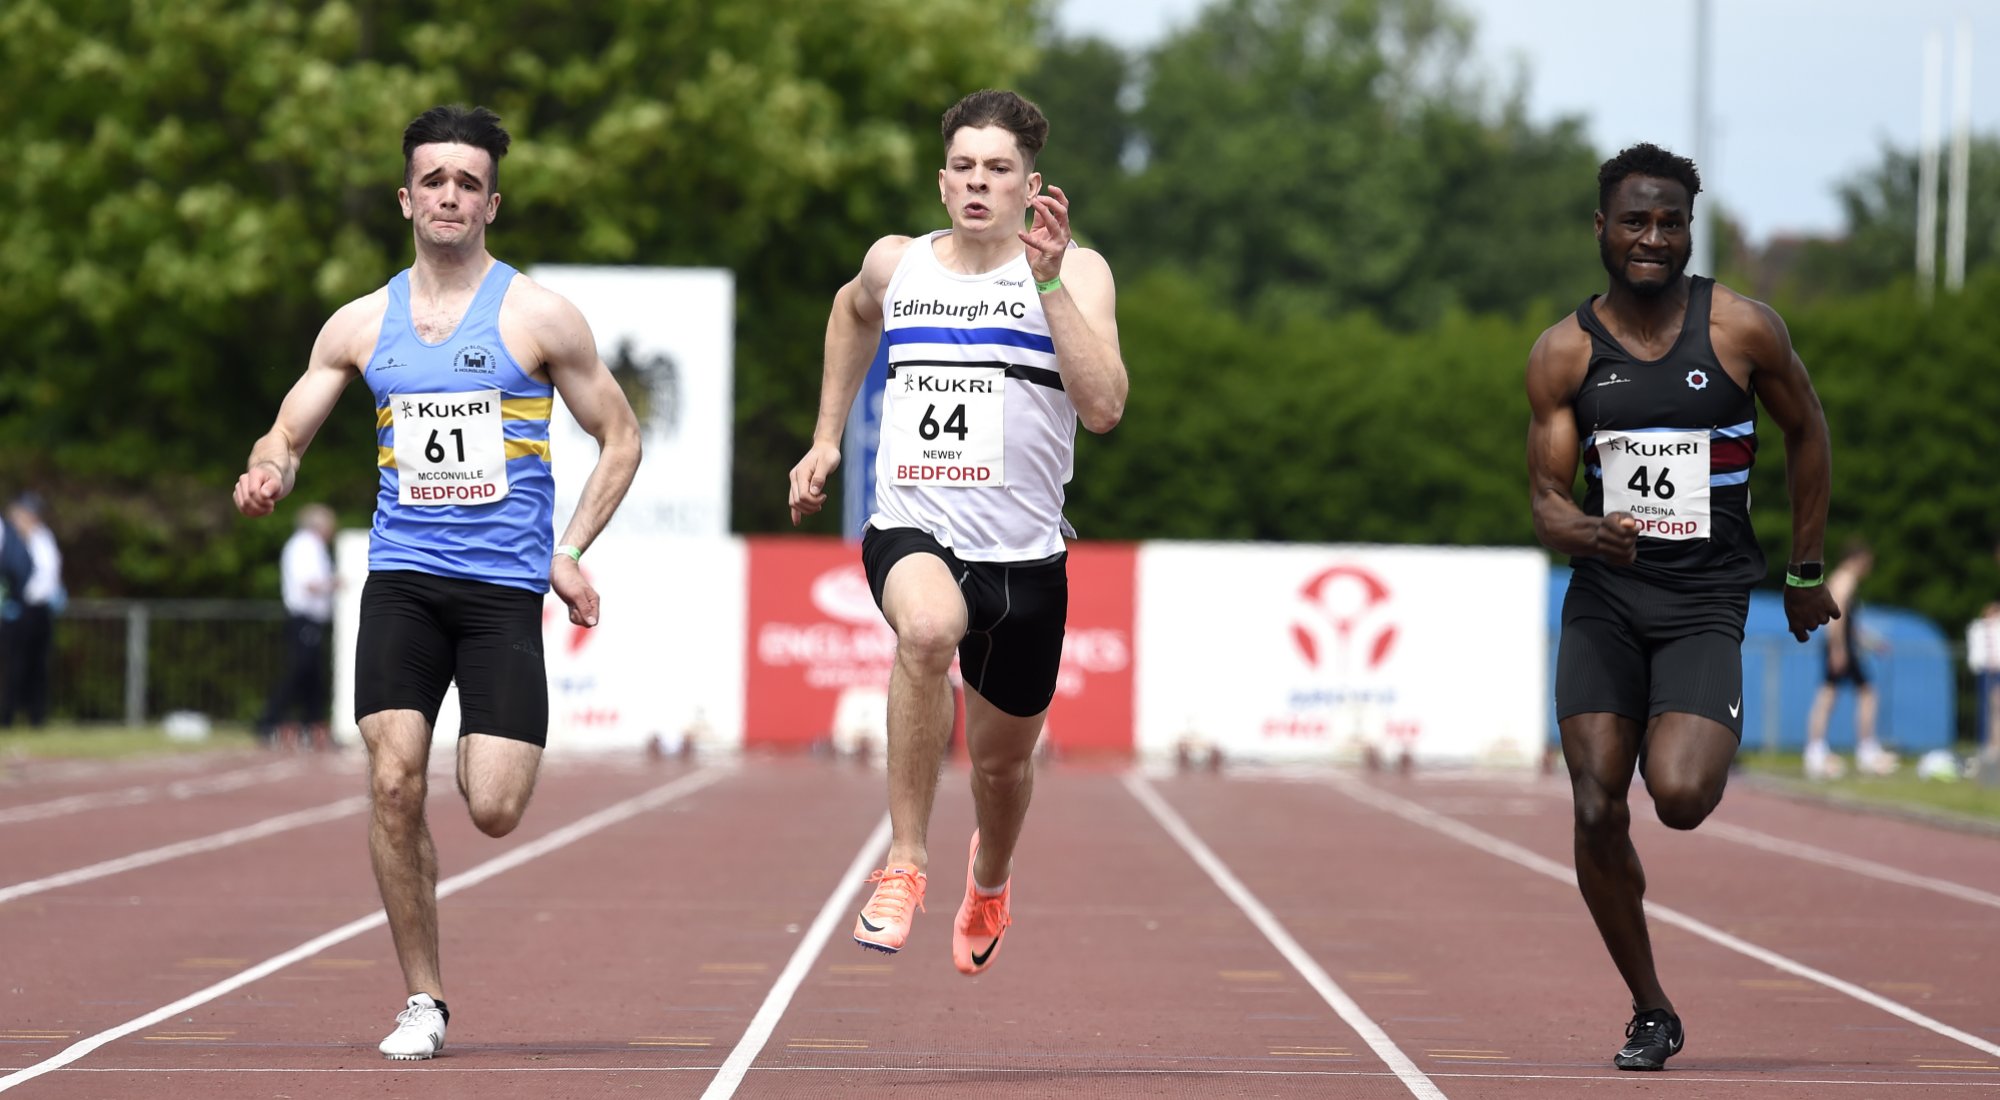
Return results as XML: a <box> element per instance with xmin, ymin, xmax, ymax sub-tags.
<box><xmin>1555</xmin><ymin>566</ymin><xmax>1749</xmax><ymax>739</ymax></box>
<box><xmin>861</xmin><ymin>525</ymin><xmax>1068</xmax><ymax>718</ymax></box>
<box><xmin>354</xmin><ymin>570</ymin><xmax>549</xmax><ymax>746</ymax></box>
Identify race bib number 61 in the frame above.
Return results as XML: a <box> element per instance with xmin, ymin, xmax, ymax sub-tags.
<box><xmin>1597</xmin><ymin>428</ymin><xmax>1710</xmax><ymax>540</ymax></box>
<box><xmin>392</xmin><ymin>389</ymin><xmax>509</xmax><ymax>505</ymax></box>
<box><xmin>886</xmin><ymin>366</ymin><xmax>1006</xmax><ymax>487</ymax></box>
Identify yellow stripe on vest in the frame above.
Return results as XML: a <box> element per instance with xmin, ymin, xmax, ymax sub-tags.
<box><xmin>377</xmin><ymin>397</ymin><xmax>550</xmax><ymax>428</ymax></box>
<box><xmin>502</xmin><ymin>397</ymin><xmax>553</xmax><ymax>421</ymax></box>
<box><xmin>378</xmin><ymin>440</ymin><xmax>548</xmax><ymax>468</ymax></box>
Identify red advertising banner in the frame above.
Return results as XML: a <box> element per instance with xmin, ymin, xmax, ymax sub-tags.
<box><xmin>743</xmin><ymin>536</ymin><xmax>1135</xmax><ymax>754</ymax></box>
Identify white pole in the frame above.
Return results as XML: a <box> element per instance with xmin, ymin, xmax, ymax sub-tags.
<box><xmin>1917</xmin><ymin>31</ymin><xmax>1944</xmax><ymax>299</ymax></box>
<box><xmin>1691</xmin><ymin>0</ymin><xmax>1713</xmax><ymax>277</ymax></box>
<box><xmin>1946</xmin><ymin>20</ymin><xmax>1973</xmax><ymax>292</ymax></box>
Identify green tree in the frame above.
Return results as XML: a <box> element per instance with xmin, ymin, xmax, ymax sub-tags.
<box><xmin>0</xmin><ymin>0</ymin><xmax>1038</xmax><ymax>593</ymax></box>
<box><xmin>1088</xmin><ymin>0</ymin><xmax>1603</xmax><ymax>326</ymax></box>
<box><xmin>1776</xmin><ymin>137</ymin><xmax>2000</xmax><ymax>300</ymax></box>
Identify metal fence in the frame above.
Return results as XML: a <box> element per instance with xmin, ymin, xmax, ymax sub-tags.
<box><xmin>23</xmin><ymin>599</ymin><xmax>291</xmax><ymax>726</ymax></box>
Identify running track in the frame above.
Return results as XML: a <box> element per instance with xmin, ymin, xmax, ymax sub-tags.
<box><xmin>2</xmin><ymin>750</ymin><xmax>1997</xmax><ymax>1097</ymax></box>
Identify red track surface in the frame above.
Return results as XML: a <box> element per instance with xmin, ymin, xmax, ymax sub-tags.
<box><xmin>2</xmin><ymin>752</ymin><xmax>1997</xmax><ymax>1097</ymax></box>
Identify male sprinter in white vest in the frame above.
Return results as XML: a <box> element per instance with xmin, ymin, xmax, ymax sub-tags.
<box><xmin>788</xmin><ymin>89</ymin><xmax>1127</xmax><ymax>974</ymax></box>
<box><xmin>233</xmin><ymin>105</ymin><xmax>640</xmax><ymax>1059</ymax></box>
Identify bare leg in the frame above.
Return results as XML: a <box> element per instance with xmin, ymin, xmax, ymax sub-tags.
<box><xmin>456</xmin><ymin>733</ymin><xmax>543</xmax><ymax>838</ymax></box>
<box><xmin>363</xmin><ymin>710</ymin><xmax>443</xmax><ymax>999</ymax></box>
<box><xmin>1803</xmin><ymin>683</ymin><xmax>1835</xmax><ymax>751</ymax></box>
<box><xmin>963</xmin><ymin>688</ymin><xmax>1046</xmax><ymax>888</ymax></box>
<box><xmin>1562</xmin><ymin>712</ymin><xmax>1669</xmax><ymax>1013</ymax></box>
<box><xmin>879</xmin><ymin>554</ymin><xmax>968</xmax><ymax>873</ymax></box>
<box><xmin>1854</xmin><ymin>684</ymin><xmax>1880</xmax><ymax>749</ymax></box>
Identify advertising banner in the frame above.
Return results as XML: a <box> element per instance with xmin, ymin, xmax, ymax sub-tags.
<box><xmin>1135</xmin><ymin>543</ymin><xmax>1546</xmax><ymax>766</ymax></box>
<box><xmin>743</xmin><ymin>537</ymin><xmax>1136</xmax><ymax>754</ymax></box>
<box><xmin>333</xmin><ymin>532</ymin><xmax>746</xmax><ymax>752</ymax></box>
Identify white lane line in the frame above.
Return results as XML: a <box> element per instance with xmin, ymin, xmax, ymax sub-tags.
<box><xmin>1702</xmin><ymin>821</ymin><xmax>2000</xmax><ymax>912</ymax></box>
<box><xmin>0</xmin><ymin>761</ymin><xmax>307</xmax><ymax>826</ymax></box>
<box><xmin>700</xmin><ymin>811</ymin><xmax>892</xmax><ymax>1100</ymax></box>
<box><xmin>1124</xmin><ymin>774</ymin><xmax>1448</xmax><ymax>1100</ymax></box>
<box><xmin>1329</xmin><ymin>776</ymin><xmax>2000</xmax><ymax>1060</ymax></box>
<box><xmin>0</xmin><ymin>766</ymin><xmax>730</xmax><ymax>1093</ymax></box>
<box><xmin>0</xmin><ymin>797</ymin><xmax>368</xmax><ymax>905</ymax></box>
<box><xmin>15</xmin><ymin>1066</ymin><xmax>2000</xmax><ymax>1088</ymax></box>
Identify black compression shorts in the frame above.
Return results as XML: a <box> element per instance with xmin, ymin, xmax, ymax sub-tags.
<box><xmin>354</xmin><ymin>569</ymin><xmax>549</xmax><ymax>746</ymax></box>
<box><xmin>861</xmin><ymin>525</ymin><xmax>1068</xmax><ymax>718</ymax></box>
<box><xmin>1555</xmin><ymin>566</ymin><xmax>1749</xmax><ymax>739</ymax></box>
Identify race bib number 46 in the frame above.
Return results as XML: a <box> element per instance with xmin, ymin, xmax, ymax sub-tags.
<box><xmin>392</xmin><ymin>390</ymin><xmax>509</xmax><ymax>505</ymax></box>
<box><xmin>1597</xmin><ymin>429</ymin><xmax>1709</xmax><ymax>540</ymax></box>
<box><xmin>886</xmin><ymin>366</ymin><xmax>1006</xmax><ymax>487</ymax></box>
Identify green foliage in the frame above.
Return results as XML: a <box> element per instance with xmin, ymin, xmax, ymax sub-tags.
<box><xmin>1782</xmin><ymin>138</ymin><xmax>2000</xmax><ymax>300</ymax></box>
<box><xmin>0</xmin><ymin>0</ymin><xmax>1038</xmax><ymax>590</ymax></box>
<box><xmin>1020</xmin><ymin>0</ymin><xmax>1605</xmax><ymax>327</ymax></box>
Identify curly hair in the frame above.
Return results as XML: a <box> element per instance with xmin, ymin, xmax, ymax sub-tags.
<box><xmin>402</xmin><ymin>105</ymin><xmax>511</xmax><ymax>188</ymax></box>
<box><xmin>1597</xmin><ymin>143</ymin><xmax>1701</xmax><ymax>211</ymax></box>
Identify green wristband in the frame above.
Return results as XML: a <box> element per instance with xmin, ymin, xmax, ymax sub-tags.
<box><xmin>1035</xmin><ymin>275</ymin><xmax>1063</xmax><ymax>294</ymax></box>
<box><xmin>1784</xmin><ymin>571</ymin><xmax>1824</xmax><ymax>588</ymax></box>
<box><xmin>555</xmin><ymin>544</ymin><xmax>582</xmax><ymax>562</ymax></box>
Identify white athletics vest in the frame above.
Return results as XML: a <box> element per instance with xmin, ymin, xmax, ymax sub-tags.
<box><xmin>870</xmin><ymin>231</ymin><xmax>1078</xmax><ymax>561</ymax></box>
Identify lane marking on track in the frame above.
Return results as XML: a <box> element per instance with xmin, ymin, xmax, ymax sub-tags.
<box><xmin>0</xmin><ymin>766</ymin><xmax>730</xmax><ymax>1094</ymax></box>
<box><xmin>1701</xmin><ymin>821</ymin><xmax>2000</xmax><ymax>911</ymax></box>
<box><xmin>0</xmin><ymin>797</ymin><xmax>368</xmax><ymax>906</ymax></box>
<box><xmin>1329</xmin><ymin>776</ymin><xmax>2000</xmax><ymax>1060</ymax></box>
<box><xmin>1123</xmin><ymin>774</ymin><xmax>1449</xmax><ymax>1100</ymax></box>
<box><xmin>699</xmin><ymin>811</ymin><xmax>891</xmax><ymax>1100</ymax></box>
<box><xmin>0</xmin><ymin>761</ymin><xmax>307</xmax><ymax>826</ymax></box>
<box><xmin>14</xmin><ymin>1064</ymin><xmax>2000</xmax><ymax>1087</ymax></box>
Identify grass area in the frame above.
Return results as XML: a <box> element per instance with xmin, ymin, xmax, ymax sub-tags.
<box><xmin>0</xmin><ymin>724</ymin><xmax>259</xmax><ymax>759</ymax></box>
<box><xmin>1737</xmin><ymin>750</ymin><xmax>2000</xmax><ymax>827</ymax></box>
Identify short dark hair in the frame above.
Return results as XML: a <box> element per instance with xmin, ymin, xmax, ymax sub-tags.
<box><xmin>402</xmin><ymin>105</ymin><xmax>511</xmax><ymax>188</ymax></box>
<box><xmin>940</xmin><ymin>90</ymin><xmax>1048</xmax><ymax>168</ymax></box>
<box><xmin>1597</xmin><ymin>143</ymin><xmax>1701</xmax><ymax>212</ymax></box>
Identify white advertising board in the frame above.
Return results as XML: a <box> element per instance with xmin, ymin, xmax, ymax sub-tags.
<box><xmin>527</xmin><ymin>265</ymin><xmax>734</xmax><ymax>538</ymax></box>
<box><xmin>1135</xmin><ymin>542</ymin><xmax>1547</xmax><ymax>766</ymax></box>
<box><xmin>332</xmin><ymin>531</ymin><xmax>746</xmax><ymax>752</ymax></box>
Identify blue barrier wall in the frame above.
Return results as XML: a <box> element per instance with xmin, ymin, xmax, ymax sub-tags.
<box><xmin>1546</xmin><ymin>567</ymin><xmax>1954</xmax><ymax>752</ymax></box>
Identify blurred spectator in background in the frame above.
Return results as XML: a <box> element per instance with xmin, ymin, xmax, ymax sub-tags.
<box><xmin>1</xmin><ymin>493</ymin><xmax>64</xmax><ymax>728</ymax></box>
<box><xmin>259</xmin><ymin>504</ymin><xmax>337</xmax><ymax>751</ymax></box>
<box><xmin>1803</xmin><ymin>541</ymin><xmax>1895</xmax><ymax>779</ymax></box>
<box><xmin>1971</xmin><ymin>545</ymin><xmax>2000</xmax><ymax>780</ymax></box>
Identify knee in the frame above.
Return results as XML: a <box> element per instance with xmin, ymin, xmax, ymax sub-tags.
<box><xmin>1572</xmin><ymin>786</ymin><xmax>1630</xmax><ymax>842</ymax></box>
<box><xmin>1650</xmin><ymin>782</ymin><xmax>1718</xmax><ymax>831</ymax></box>
<box><xmin>468</xmin><ymin>794</ymin><xmax>527</xmax><ymax>838</ymax></box>
<box><xmin>893</xmin><ymin>612</ymin><xmax>962</xmax><ymax>673</ymax></box>
<box><xmin>972</xmin><ymin>752</ymin><xmax>1033</xmax><ymax>797</ymax></box>
<box><xmin>370</xmin><ymin>763</ymin><xmax>427</xmax><ymax>821</ymax></box>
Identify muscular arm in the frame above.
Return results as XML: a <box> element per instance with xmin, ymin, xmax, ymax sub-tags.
<box><xmin>1022</xmin><ymin>186</ymin><xmax>1125</xmax><ymax>433</ymax></box>
<box><xmin>234</xmin><ymin>298</ymin><xmax>374</xmax><ymax>516</ymax></box>
<box><xmin>1039</xmin><ymin>245</ymin><xmax>1126</xmax><ymax>434</ymax></box>
<box><xmin>1722</xmin><ymin>290</ymin><xmax>1839</xmax><ymax>640</ymax></box>
<box><xmin>1526</xmin><ymin>321</ymin><xmax>1635</xmax><ymax>562</ymax></box>
<box><xmin>788</xmin><ymin>236</ymin><xmax>908</xmax><ymax>524</ymax></box>
<box><xmin>532</xmin><ymin>290</ymin><xmax>641</xmax><ymax>555</ymax></box>
<box><xmin>1738</xmin><ymin>300</ymin><xmax>1831</xmax><ymax>569</ymax></box>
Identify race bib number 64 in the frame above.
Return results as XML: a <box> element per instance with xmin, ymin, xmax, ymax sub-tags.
<box><xmin>886</xmin><ymin>366</ymin><xmax>1006</xmax><ymax>487</ymax></box>
<box><xmin>392</xmin><ymin>390</ymin><xmax>510</xmax><ymax>505</ymax></box>
<box><xmin>1597</xmin><ymin>429</ymin><xmax>1710</xmax><ymax>540</ymax></box>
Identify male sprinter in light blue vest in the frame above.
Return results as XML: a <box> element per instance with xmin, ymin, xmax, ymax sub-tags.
<box><xmin>234</xmin><ymin>105</ymin><xmax>641</xmax><ymax>1060</ymax></box>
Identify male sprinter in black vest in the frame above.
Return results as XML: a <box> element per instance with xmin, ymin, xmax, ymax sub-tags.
<box><xmin>1524</xmin><ymin>143</ymin><xmax>1840</xmax><ymax>1070</ymax></box>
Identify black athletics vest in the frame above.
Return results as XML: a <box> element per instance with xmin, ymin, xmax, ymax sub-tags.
<box><xmin>1571</xmin><ymin>277</ymin><xmax>1765</xmax><ymax>592</ymax></box>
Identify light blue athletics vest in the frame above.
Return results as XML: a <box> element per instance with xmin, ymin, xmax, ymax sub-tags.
<box><xmin>364</xmin><ymin>261</ymin><xmax>555</xmax><ymax>593</ymax></box>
